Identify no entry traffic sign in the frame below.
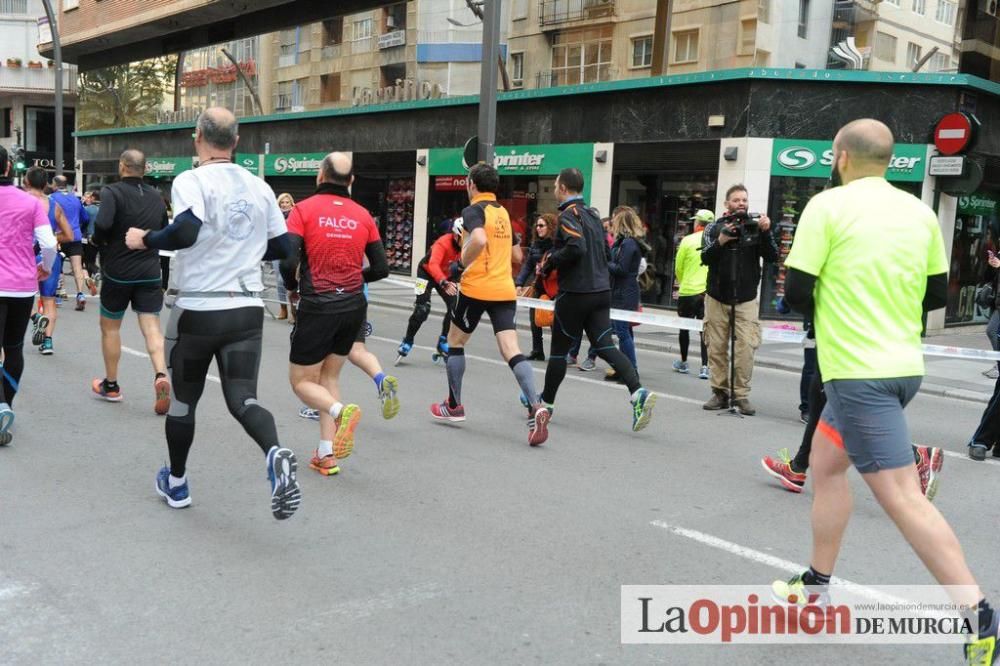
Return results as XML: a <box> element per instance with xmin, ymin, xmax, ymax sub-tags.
<box><xmin>934</xmin><ymin>113</ymin><xmax>975</xmax><ymax>155</ymax></box>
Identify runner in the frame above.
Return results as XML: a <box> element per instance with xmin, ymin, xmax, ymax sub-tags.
<box><xmin>429</xmin><ymin>163</ymin><xmax>550</xmax><ymax>447</ymax></box>
<box><xmin>125</xmin><ymin>107</ymin><xmax>300</xmax><ymax>519</ymax></box>
<box><xmin>769</xmin><ymin>119</ymin><xmax>998</xmax><ymax>664</ymax></box>
<box><xmin>90</xmin><ymin>149</ymin><xmax>171</xmax><ymax>413</ymax></box>
<box><xmin>0</xmin><ymin>147</ymin><xmax>58</xmax><ymax>446</ymax></box>
<box><xmin>281</xmin><ymin>152</ymin><xmax>393</xmax><ymax>475</ymax></box>
<box><xmin>672</xmin><ymin>209</ymin><xmax>712</xmax><ymax>379</ymax></box>
<box><xmin>396</xmin><ymin>218</ymin><xmax>461</xmax><ymax>363</ymax></box>
<box><xmin>23</xmin><ymin>167</ymin><xmax>72</xmax><ymax>356</ymax></box>
<box><xmin>537</xmin><ymin>168</ymin><xmax>656</xmax><ymax>432</ymax></box>
<box><xmin>50</xmin><ymin>175</ymin><xmax>92</xmax><ymax>312</ymax></box>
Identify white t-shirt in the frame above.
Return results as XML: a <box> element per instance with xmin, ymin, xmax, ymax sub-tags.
<box><xmin>170</xmin><ymin>163</ymin><xmax>286</xmax><ymax>311</ymax></box>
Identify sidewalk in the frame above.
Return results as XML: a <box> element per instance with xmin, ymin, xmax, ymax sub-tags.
<box><xmin>368</xmin><ymin>281</ymin><xmax>997</xmax><ymax>405</ymax></box>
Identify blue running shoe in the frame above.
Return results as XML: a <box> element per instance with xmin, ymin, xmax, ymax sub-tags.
<box><xmin>0</xmin><ymin>402</ymin><xmax>13</xmax><ymax>435</ymax></box>
<box><xmin>267</xmin><ymin>447</ymin><xmax>301</xmax><ymax>520</ymax></box>
<box><xmin>437</xmin><ymin>336</ymin><xmax>449</xmax><ymax>356</ymax></box>
<box><xmin>155</xmin><ymin>466</ymin><xmax>191</xmax><ymax>508</ymax></box>
<box><xmin>39</xmin><ymin>337</ymin><xmax>53</xmax><ymax>356</ymax></box>
<box><xmin>631</xmin><ymin>388</ymin><xmax>657</xmax><ymax>432</ymax></box>
<box><xmin>397</xmin><ymin>340</ymin><xmax>413</xmax><ymax>357</ymax></box>
<box><xmin>298</xmin><ymin>406</ymin><xmax>320</xmax><ymax>420</ymax></box>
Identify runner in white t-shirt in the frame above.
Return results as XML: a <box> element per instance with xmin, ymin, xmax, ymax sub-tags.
<box><xmin>125</xmin><ymin>107</ymin><xmax>301</xmax><ymax>521</ymax></box>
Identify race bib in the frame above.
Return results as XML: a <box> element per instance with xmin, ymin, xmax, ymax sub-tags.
<box><xmin>414</xmin><ymin>278</ymin><xmax>428</xmax><ymax>295</ymax></box>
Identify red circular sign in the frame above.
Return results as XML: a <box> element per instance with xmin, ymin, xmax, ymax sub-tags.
<box><xmin>934</xmin><ymin>113</ymin><xmax>973</xmax><ymax>156</ymax></box>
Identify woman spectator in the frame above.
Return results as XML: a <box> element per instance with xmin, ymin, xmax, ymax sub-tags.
<box><xmin>605</xmin><ymin>206</ymin><xmax>649</xmax><ymax>382</ymax></box>
<box><xmin>516</xmin><ymin>213</ymin><xmax>556</xmax><ymax>361</ymax></box>
<box><xmin>275</xmin><ymin>192</ymin><xmax>295</xmax><ymax>322</ymax></box>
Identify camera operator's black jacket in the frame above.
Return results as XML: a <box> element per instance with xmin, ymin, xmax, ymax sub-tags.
<box><xmin>700</xmin><ymin>216</ymin><xmax>780</xmax><ymax>304</ymax></box>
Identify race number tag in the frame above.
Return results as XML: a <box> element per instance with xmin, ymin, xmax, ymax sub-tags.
<box><xmin>414</xmin><ymin>278</ymin><xmax>428</xmax><ymax>295</ymax></box>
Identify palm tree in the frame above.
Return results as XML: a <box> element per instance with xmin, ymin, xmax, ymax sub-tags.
<box><xmin>78</xmin><ymin>56</ymin><xmax>178</xmax><ymax>130</ymax></box>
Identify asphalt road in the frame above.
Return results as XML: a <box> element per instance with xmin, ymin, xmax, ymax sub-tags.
<box><xmin>1</xmin><ymin>297</ymin><xmax>996</xmax><ymax>665</ymax></box>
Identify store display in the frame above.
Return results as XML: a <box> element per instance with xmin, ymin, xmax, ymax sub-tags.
<box><xmin>384</xmin><ymin>177</ymin><xmax>415</xmax><ymax>273</ymax></box>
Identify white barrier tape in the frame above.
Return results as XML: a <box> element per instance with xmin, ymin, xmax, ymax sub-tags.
<box><xmin>373</xmin><ymin>276</ymin><xmax>1000</xmax><ymax>362</ymax></box>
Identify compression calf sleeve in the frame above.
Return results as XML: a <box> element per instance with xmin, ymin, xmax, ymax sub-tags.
<box><xmin>509</xmin><ymin>355</ymin><xmax>538</xmax><ymax>406</ymax></box>
<box><xmin>447</xmin><ymin>348</ymin><xmax>465</xmax><ymax>408</ymax></box>
<box><xmin>233</xmin><ymin>401</ymin><xmax>280</xmax><ymax>455</ymax></box>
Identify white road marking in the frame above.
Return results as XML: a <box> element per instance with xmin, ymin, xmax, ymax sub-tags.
<box><xmin>940</xmin><ymin>448</ymin><xmax>1000</xmax><ymax>466</ymax></box>
<box><xmin>650</xmin><ymin>520</ymin><xmax>910</xmax><ymax>605</ymax></box>
<box><xmin>367</xmin><ymin>334</ymin><xmax>703</xmax><ymax>407</ymax></box>
<box><xmin>121</xmin><ymin>346</ymin><xmax>220</xmax><ymax>384</ymax></box>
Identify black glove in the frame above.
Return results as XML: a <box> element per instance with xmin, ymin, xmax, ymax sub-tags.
<box><xmin>448</xmin><ymin>260</ymin><xmax>465</xmax><ymax>282</ymax></box>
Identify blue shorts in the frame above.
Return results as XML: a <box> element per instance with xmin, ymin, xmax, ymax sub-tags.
<box><xmin>38</xmin><ymin>254</ymin><xmax>62</xmax><ymax>298</ymax></box>
<box><xmin>818</xmin><ymin>377</ymin><xmax>922</xmax><ymax>474</ymax></box>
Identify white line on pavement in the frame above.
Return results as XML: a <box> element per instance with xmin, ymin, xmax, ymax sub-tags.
<box><xmin>121</xmin><ymin>346</ymin><xmax>220</xmax><ymax>384</ymax></box>
<box><xmin>649</xmin><ymin>520</ymin><xmax>909</xmax><ymax>605</ymax></box>
<box><xmin>366</xmin><ymin>334</ymin><xmax>704</xmax><ymax>407</ymax></box>
<box><xmin>940</xmin><ymin>449</ymin><xmax>1000</xmax><ymax>466</ymax></box>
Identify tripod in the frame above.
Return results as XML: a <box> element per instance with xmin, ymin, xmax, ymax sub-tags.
<box><xmin>718</xmin><ymin>234</ymin><xmax>745</xmax><ymax>418</ymax></box>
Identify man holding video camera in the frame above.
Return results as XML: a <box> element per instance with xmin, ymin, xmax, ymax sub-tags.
<box><xmin>700</xmin><ymin>184</ymin><xmax>778</xmax><ymax>415</ymax></box>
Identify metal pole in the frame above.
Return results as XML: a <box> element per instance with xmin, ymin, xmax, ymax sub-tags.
<box><xmin>221</xmin><ymin>47</ymin><xmax>263</xmax><ymax>115</ymax></box>
<box><xmin>40</xmin><ymin>0</ymin><xmax>63</xmax><ymax>179</ymax></box>
<box><xmin>477</xmin><ymin>0</ymin><xmax>501</xmax><ymax>165</ymax></box>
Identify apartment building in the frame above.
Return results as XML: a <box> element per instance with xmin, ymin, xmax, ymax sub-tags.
<box><xmin>0</xmin><ymin>0</ymin><xmax>77</xmax><ymax>173</ymax></box>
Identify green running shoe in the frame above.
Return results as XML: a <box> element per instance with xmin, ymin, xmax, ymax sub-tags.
<box><xmin>379</xmin><ymin>375</ymin><xmax>400</xmax><ymax>420</ymax></box>
<box><xmin>631</xmin><ymin>388</ymin><xmax>656</xmax><ymax>432</ymax></box>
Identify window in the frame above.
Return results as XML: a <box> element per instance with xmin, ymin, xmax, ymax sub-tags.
<box><xmin>797</xmin><ymin>0</ymin><xmax>810</xmax><ymax>39</ymax></box>
<box><xmin>384</xmin><ymin>3</ymin><xmax>406</xmax><ymax>32</ymax></box>
<box><xmin>275</xmin><ymin>81</ymin><xmax>293</xmax><ymax>111</ymax></box>
<box><xmin>353</xmin><ymin>18</ymin><xmax>373</xmax><ymax>40</ymax></box>
<box><xmin>320</xmin><ymin>73</ymin><xmax>341</xmax><ymax>103</ymax></box>
<box><xmin>672</xmin><ymin>29</ymin><xmax>699</xmax><ymax>63</ymax></box>
<box><xmin>550</xmin><ymin>27</ymin><xmax>613</xmax><ymax>86</ymax></box>
<box><xmin>758</xmin><ymin>0</ymin><xmax>770</xmax><ymax>23</ymax></box>
<box><xmin>510</xmin><ymin>52</ymin><xmax>524</xmax><ymax>86</ymax></box>
<box><xmin>631</xmin><ymin>36</ymin><xmax>653</xmax><ymax>68</ymax></box>
<box><xmin>0</xmin><ymin>0</ymin><xmax>28</xmax><ymax>13</ymax></box>
<box><xmin>323</xmin><ymin>18</ymin><xmax>343</xmax><ymax>45</ymax></box>
<box><xmin>906</xmin><ymin>42</ymin><xmax>922</xmax><ymax>67</ymax></box>
<box><xmin>279</xmin><ymin>29</ymin><xmax>297</xmax><ymax>57</ymax></box>
<box><xmin>936</xmin><ymin>0</ymin><xmax>956</xmax><ymax>25</ymax></box>
<box><xmin>62</xmin><ymin>0</ymin><xmax>78</xmax><ymax>10</ymax></box>
<box><xmin>912</xmin><ymin>0</ymin><xmax>926</xmax><ymax>15</ymax></box>
<box><xmin>739</xmin><ymin>19</ymin><xmax>757</xmax><ymax>55</ymax></box>
<box><xmin>875</xmin><ymin>31</ymin><xmax>897</xmax><ymax>62</ymax></box>
<box><xmin>930</xmin><ymin>52</ymin><xmax>953</xmax><ymax>72</ymax></box>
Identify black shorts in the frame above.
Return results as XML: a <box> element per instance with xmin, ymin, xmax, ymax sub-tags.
<box><xmin>676</xmin><ymin>294</ymin><xmax>705</xmax><ymax>320</ymax></box>
<box><xmin>100</xmin><ymin>277</ymin><xmax>163</xmax><ymax>319</ymax></box>
<box><xmin>452</xmin><ymin>293</ymin><xmax>516</xmax><ymax>335</ymax></box>
<box><xmin>61</xmin><ymin>241</ymin><xmax>84</xmax><ymax>258</ymax></box>
<box><xmin>290</xmin><ymin>305</ymin><xmax>367</xmax><ymax>365</ymax></box>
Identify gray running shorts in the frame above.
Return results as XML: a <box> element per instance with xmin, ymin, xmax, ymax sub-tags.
<box><xmin>818</xmin><ymin>377</ymin><xmax>922</xmax><ymax>474</ymax></box>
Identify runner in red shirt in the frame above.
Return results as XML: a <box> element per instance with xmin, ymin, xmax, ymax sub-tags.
<box><xmin>280</xmin><ymin>152</ymin><xmax>392</xmax><ymax>476</ymax></box>
<box><xmin>395</xmin><ymin>219</ymin><xmax>461</xmax><ymax>363</ymax></box>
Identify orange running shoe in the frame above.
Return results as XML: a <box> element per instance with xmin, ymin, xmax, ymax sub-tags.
<box><xmin>92</xmin><ymin>378</ymin><xmax>123</xmax><ymax>402</ymax></box>
<box><xmin>153</xmin><ymin>375</ymin><xmax>171</xmax><ymax>416</ymax></box>
<box><xmin>333</xmin><ymin>404</ymin><xmax>361</xmax><ymax>459</ymax></box>
<box><xmin>309</xmin><ymin>451</ymin><xmax>340</xmax><ymax>476</ymax></box>
<box><xmin>761</xmin><ymin>448</ymin><xmax>807</xmax><ymax>493</ymax></box>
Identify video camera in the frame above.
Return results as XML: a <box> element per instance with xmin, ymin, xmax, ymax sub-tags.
<box><xmin>719</xmin><ymin>210</ymin><xmax>763</xmax><ymax>245</ymax></box>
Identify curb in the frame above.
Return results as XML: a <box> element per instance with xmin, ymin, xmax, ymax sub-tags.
<box><xmin>368</xmin><ymin>297</ymin><xmax>992</xmax><ymax>406</ymax></box>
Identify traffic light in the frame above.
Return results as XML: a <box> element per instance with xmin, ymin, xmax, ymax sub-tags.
<box><xmin>11</xmin><ymin>145</ymin><xmax>25</xmax><ymax>173</ymax></box>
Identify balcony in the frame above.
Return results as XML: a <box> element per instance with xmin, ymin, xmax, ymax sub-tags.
<box><xmin>539</xmin><ymin>0</ymin><xmax>615</xmax><ymax>28</ymax></box>
<box><xmin>535</xmin><ymin>66</ymin><xmax>616</xmax><ymax>88</ymax></box>
<box><xmin>0</xmin><ymin>66</ymin><xmax>77</xmax><ymax>94</ymax></box>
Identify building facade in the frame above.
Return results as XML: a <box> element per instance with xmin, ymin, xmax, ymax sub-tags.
<box><xmin>1</xmin><ymin>0</ymin><xmax>77</xmax><ymax>175</ymax></box>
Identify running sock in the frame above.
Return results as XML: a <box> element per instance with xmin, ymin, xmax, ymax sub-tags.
<box><xmin>168</xmin><ymin>474</ymin><xmax>186</xmax><ymax>489</ymax></box>
<box><xmin>446</xmin><ymin>348</ymin><xmax>465</xmax><ymax>408</ymax></box>
<box><xmin>373</xmin><ymin>372</ymin><xmax>386</xmax><ymax>391</ymax></box>
<box><xmin>329</xmin><ymin>402</ymin><xmax>344</xmax><ymax>419</ymax></box>
<box><xmin>155</xmin><ymin>372</ymin><xmax>167</xmax><ymax>380</ymax></box>
<box><xmin>318</xmin><ymin>440</ymin><xmax>334</xmax><ymax>458</ymax></box>
<box><xmin>978</xmin><ymin>599</ymin><xmax>995</xmax><ymax>636</ymax></box>
<box><xmin>801</xmin><ymin>566</ymin><xmax>831</xmax><ymax>587</ymax></box>
<box><xmin>509</xmin><ymin>355</ymin><xmax>538</xmax><ymax>407</ymax></box>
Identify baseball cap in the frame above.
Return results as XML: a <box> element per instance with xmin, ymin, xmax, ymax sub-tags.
<box><xmin>692</xmin><ymin>209</ymin><xmax>715</xmax><ymax>224</ymax></box>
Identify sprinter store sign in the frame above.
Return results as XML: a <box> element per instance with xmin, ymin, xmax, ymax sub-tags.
<box><xmin>772</xmin><ymin>139</ymin><xmax>926</xmax><ymax>182</ymax></box>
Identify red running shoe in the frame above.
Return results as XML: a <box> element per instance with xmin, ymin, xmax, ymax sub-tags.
<box><xmin>761</xmin><ymin>448</ymin><xmax>806</xmax><ymax>493</ymax></box>
<box><xmin>528</xmin><ymin>406</ymin><xmax>550</xmax><ymax>447</ymax></box>
<box><xmin>914</xmin><ymin>444</ymin><xmax>943</xmax><ymax>501</ymax></box>
<box><xmin>430</xmin><ymin>400</ymin><xmax>465</xmax><ymax>422</ymax></box>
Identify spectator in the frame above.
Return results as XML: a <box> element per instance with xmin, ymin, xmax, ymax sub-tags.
<box><xmin>516</xmin><ymin>213</ymin><xmax>556</xmax><ymax>361</ymax></box>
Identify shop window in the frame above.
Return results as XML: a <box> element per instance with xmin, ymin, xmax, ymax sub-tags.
<box><xmin>631</xmin><ymin>36</ymin><xmax>653</xmax><ymax>68</ymax></box>
<box><xmin>758</xmin><ymin>0</ymin><xmax>770</xmax><ymax>23</ymax></box>
<box><xmin>935</xmin><ymin>0</ymin><xmax>956</xmax><ymax>25</ymax></box>
<box><xmin>323</xmin><ymin>18</ymin><xmax>343</xmax><ymax>45</ymax></box>
<box><xmin>947</xmin><ymin>194</ymin><xmax>999</xmax><ymax>325</ymax></box>
<box><xmin>320</xmin><ymin>73</ymin><xmax>341</xmax><ymax>103</ymax></box>
<box><xmin>672</xmin><ymin>29</ymin><xmax>699</xmax><ymax>64</ymax></box>
<box><xmin>797</xmin><ymin>0</ymin><xmax>809</xmax><ymax>39</ymax></box>
<box><xmin>874</xmin><ymin>31</ymin><xmax>897</xmax><ymax>63</ymax></box>
<box><xmin>739</xmin><ymin>19</ymin><xmax>757</xmax><ymax>56</ymax></box>
<box><xmin>906</xmin><ymin>42</ymin><xmax>921</xmax><ymax>68</ymax></box>
<box><xmin>383</xmin><ymin>178</ymin><xmax>415</xmax><ymax>273</ymax></box>
<box><xmin>510</xmin><ymin>52</ymin><xmax>524</xmax><ymax>87</ymax></box>
<box><xmin>912</xmin><ymin>0</ymin><xmax>925</xmax><ymax>15</ymax></box>
<box><xmin>551</xmin><ymin>26</ymin><xmax>613</xmax><ymax>86</ymax></box>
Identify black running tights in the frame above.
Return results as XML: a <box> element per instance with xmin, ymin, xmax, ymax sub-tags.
<box><xmin>0</xmin><ymin>297</ymin><xmax>33</xmax><ymax>406</ymax></box>
<box><xmin>164</xmin><ymin>306</ymin><xmax>279</xmax><ymax>477</ymax></box>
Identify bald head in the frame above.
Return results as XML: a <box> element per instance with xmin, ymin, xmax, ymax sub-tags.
<box><xmin>119</xmin><ymin>149</ymin><xmax>146</xmax><ymax>177</ymax></box>
<box><xmin>197</xmin><ymin>107</ymin><xmax>238</xmax><ymax>151</ymax></box>
<box><xmin>320</xmin><ymin>151</ymin><xmax>353</xmax><ymax>186</ymax></box>
<box><xmin>53</xmin><ymin>175</ymin><xmax>68</xmax><ymax>189</ymax></box>
<box><xmin>834</xmin><ymin>119</ymin><xmax>894</xmax><ymax>169</ymax></box>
